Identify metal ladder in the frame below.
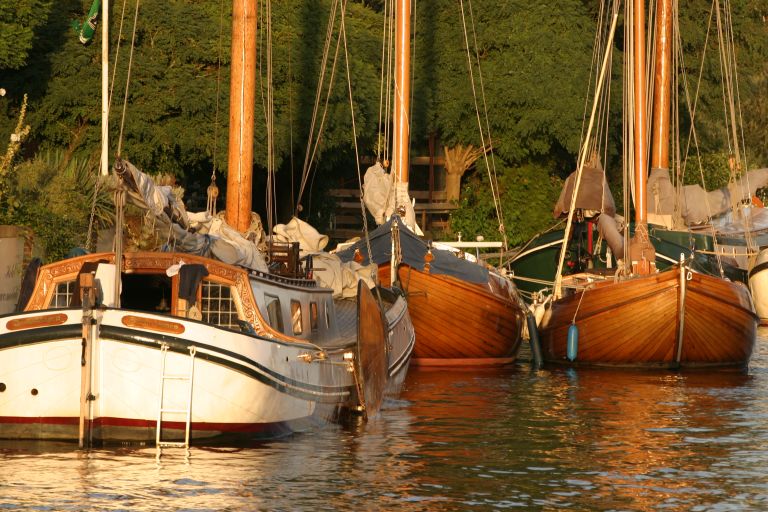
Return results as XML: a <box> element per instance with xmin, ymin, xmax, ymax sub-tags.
<box><xmin>156</xmin><ymin>343</ymin><xmax>196</xmax><ymax>449</ymax></box>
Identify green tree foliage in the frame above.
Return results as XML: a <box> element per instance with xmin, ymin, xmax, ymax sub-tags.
<box><xmin>0</xmin><ymin>0</ymin><xmax>765</xmax><ymax>252</ymax></box>
<box><xmin>449</xmin><ymin>162</ymin><xmax>562</xmax><ymax>247</ymax></box>
<box><xmin>410</xmin><ymin>0</ymin><xmax>597</xmax><ymax>243</ymax></box>
<box><xmin>676</xmin><ymin>0</ymin><xmax>768</xmax><ymax>169</ymax></box>
<box><xmin>0</xmin><ymin>1</ymin><xmax>53</xmax><ymax>70</ymax></box>
<box><xmin>0</xmin><ymin>149</ymin><xmax>113</xmax><ymax>261</ymax></box>
<box><xmin>0</xmin><ymin>0</ymin><xmax>387</xmax><ymax>214</ymax></box>
<box><xmin>412</xmin><ymin>0</ymin><xmax>597</xmax><ymax>166</ymax></box>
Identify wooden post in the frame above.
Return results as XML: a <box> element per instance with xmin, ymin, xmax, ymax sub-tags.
<box><xmin>79</xmin><ymin>272</ymin><xmax>96</xmax><ymax>448</ymax></box>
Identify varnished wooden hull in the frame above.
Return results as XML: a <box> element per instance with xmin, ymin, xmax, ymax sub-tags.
<box><xmin>539</xmin><ymin>268</ymin><xmax>758</xmax><ymax>368</ymax></box>
<box><xmin>379</xmin><ymin>264</ymin><xmax>525</xmax><ymax>367</ymax></box>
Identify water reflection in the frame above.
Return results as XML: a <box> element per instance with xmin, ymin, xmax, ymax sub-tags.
<box><xmin>1</xmin><ymin>335</ymin><xmax>767</xmax><ymax>510</ymax></box>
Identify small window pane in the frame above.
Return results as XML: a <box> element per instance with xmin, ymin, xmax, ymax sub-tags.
<box><xmin>202</xmin><ymin>281</ymin><xmax>239</xmax><ymax>329</ymax></box>
<box><xmin>324</xmin><ymin>300</ymin><xmax>330</xmax><ymax>328</ymax></box>
<box><xmin>265</xmin><ymin>294</ymin><xmax>283</xmax><ymax>332</ymax></box>
<box><xmin>291</xmin><ymin>300</ymin><xmax>303</xmax><ymax>335</ymax></box>
<box><xmin>51</xmin><ymin>281</ymin><xmax>75</xmax><ymax>308</ymax></box>
<box><xmin>310</xmin><ymin>302</ymin><xmax>318</xmax><ymax>332</ymax></box>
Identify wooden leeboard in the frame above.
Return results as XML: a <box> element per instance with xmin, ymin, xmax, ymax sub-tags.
<box><xmin>356</xmin><ymin>282</ymin><xmax>388</xmax><ymax>418</ymax></box>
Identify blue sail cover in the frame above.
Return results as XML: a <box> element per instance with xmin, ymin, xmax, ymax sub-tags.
<box><xmin>335</xmin><ymin>217</ymin><xmax>489</xmax><ymax>285</ymax></box>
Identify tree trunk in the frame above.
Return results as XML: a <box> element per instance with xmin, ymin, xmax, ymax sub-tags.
<box><xmin>443</xmin><ymin>144</ymin><xmax>486</xmax><ymax>202</ymax></box>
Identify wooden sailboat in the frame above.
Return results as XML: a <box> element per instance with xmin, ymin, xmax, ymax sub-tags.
<box><xmin>510</xmin><ymin>0</ymin><xmax>768</xmax><ymax>322</ymax></box>
<box><xmin>0</xmin><ymin>0</ymin><xmax>413</xmax><ymax>445</ymax></box>
<box><xmin>538</xmin><ymin>0</ymin><xmax>757</xmax><ymax>368</ymax></box>
<box><xmin>337</xmin><ymin>0</ymin><xmax>525</xmax><ymax>367</ymax></box>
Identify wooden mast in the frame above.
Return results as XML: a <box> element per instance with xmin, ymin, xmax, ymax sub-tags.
<box><xmin>225</xmin><ymin>0</ymin><xmax>257</xmax><ymax>233</ymax></box>
<box><xmin>628</xmin><ymin>0</ymin><xmax>656</xmax><ymax>273</ymax></box>
<box><xmin>650</xmin><ymin>0</ymin><xmax>673</xmax><ymax>171</ymax></box>
<box><xmin>100</xmin><ymin>0</ymin><xmax>109</xmax><ymax>176</ymax></box>
<box><xmin>393</xmin><ymin>0</ymin><xmax>411</xmax><ymax>195</ymax></box>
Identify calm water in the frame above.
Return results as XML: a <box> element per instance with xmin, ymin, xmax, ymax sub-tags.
<box><xmin>3</xmin><ymin>331</ymin><xmax>768</xmax><ymax>511</ymax></box>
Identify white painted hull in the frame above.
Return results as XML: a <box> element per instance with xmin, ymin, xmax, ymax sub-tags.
<box><xmin>0</xmin><ymin>309</ymin><xmax>355</xmax><ymax>443</ymax></box>
<box><xmin>749</xmin><ymin>249</ymin><xmax>768</xmax><ymax>323</ymax></box>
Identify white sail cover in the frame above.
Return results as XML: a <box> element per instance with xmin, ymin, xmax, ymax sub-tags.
<box><xmin>272</xmin><ymin>217</ymin><xmax>377</xmax><ymax>298</ymax></box>
<box><xmin>648</xmin><ymin>167</ymin><xmax>768</xmax><ymax>225</ymax></box>
<box><xmin>362</xmin><ymin>162</ymin><xmax>422</xmax><ymax>234</ymax></box>
<box><xmin>363</xmin><ymin>162</ymin><xmax>392</xmax><ymax>225</ymax></box>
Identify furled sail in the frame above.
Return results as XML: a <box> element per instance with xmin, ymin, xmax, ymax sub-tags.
<box><xmin>115</xmin><ymin>158</ymin><xmax>269</xmax><ymax>272</ymax></box>
<box><xmin>648</xmin><ymin>167</ymin><xmax>768</xmax><ymax>225</ymax></box>
<box><xmin>553</xmin><ymin>162</ymin><xmax>616</xmax><ymax>219</ymax></box>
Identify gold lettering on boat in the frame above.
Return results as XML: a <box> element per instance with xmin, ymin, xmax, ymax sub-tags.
<box><xmin>7</xmin><ymin>313</ymin><xmax>68</xmax><ymax>331</ymax></box>
<box><xmin>122</xmin><ymin>315</ymin><xmax>185</xmax><ymax>334</ymax></box>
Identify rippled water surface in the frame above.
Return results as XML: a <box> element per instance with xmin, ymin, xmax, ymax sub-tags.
<box><xmin>3</xmin><ymin>331</ymin><xmax>768</xmax><ymax>511</ymax></box>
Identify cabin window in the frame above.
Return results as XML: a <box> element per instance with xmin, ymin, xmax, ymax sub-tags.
<box><xmin>201</xmin><ymin>281</ymin><xmax>239</xmax><ymax>329</ymax></box>
<box><xmin>121</xmin><ymin>274</ymin><xmax>172</xmax><ymax>314</ymax></box>
<box><xmin>310</xmin><ymin>302</ymin><xmax>318</xmax><ymax>332</ymax></box>
<box><xmin>51</xmin><ymin>281</ymin><xmax>75</xmax><ymax>308</ymax></box>
<box><xmin>291</xmin><ymin>300</ymin><xmax>303</xmax><ymax>335</ymax></box>
<box><xmin>324</xmin><ymin>300</ymin><xmax>330</xmax><ymax>328</ymax></box>
<box><xmin>264</xmin><ymin>294</ymin><xmax>283</xmax><ymax>332</ymax></box>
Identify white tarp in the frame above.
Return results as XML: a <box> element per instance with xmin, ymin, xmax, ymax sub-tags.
<box><xmin>648</xmin><ymin>167</ymin><xmax>768</xmax><ymax>226</ymax></box>
<box><xmin>272</xmin><ymin>217</ymin><xmax>376</xmax><ymax>298</ymax></box>
<box><xmin>272</xmin><ymin>216</ymin><xmax>329</xmax><ymax>253</ymax></box>
<box><xmin>362</xmin><ymin>162</ymin><xmax>422</xmax><ymax>235</ymax></box>
<box><xmin>117</xmin><ymin>159</ymin><xmax>380</xmax><ymax>297</ymax></box>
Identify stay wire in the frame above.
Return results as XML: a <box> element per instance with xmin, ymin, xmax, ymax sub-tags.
<box><xmin>296</xmin><ymin>0</ymin><xmax>343</xmax><ymax>213</ymax></box>
<box><xmin>458</xmin><ymin>0</ymin><xmax>507</xmax><ymax>251</ymax></box>
<box><xmin>116</xmin><ymin>0</ymin><xmax>141</xmax><ymax>157</ymax></box>
<box><xmin>212</xmin><ymin>0</ymin><xmax>227</xmax><ymax>184</ymax></box>
<box><xmin>339</xmin><ymin>0</ymin><xmax>376</xmax><ymax>276</ymax></box>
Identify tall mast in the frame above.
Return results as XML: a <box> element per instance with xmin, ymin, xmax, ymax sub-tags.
<box><xmin>650</xmin><ymin>0</ymin><xmax>673</xmax><ymax>171</ymax></box>
<box><xmin>628</xmin><ymin>0</ymin><xmax>656</xmax><ymax>273</ymax></box>
<box><xmin>393</xmin><ymin>0</ymin><xmax>411</xmax><ymax>191</ymax></box>
<box><xmin>100</xmin><ymin>0</ymin><xmax>109</xmax><ymax>176</ymax></box>
<box><xmin>632</xmin><ymin>0</ymin><xmax>648</xmax><ymax>225</ymax></box>
<box><xmin>226</xmin><ymin>0</ymin><xmax>257</xmax><ymax>232</ymax></box>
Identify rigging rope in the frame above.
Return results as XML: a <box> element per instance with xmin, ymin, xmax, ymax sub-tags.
<box><xmin>296</xmin><ymin>0</ymin><xmax>343</xmax><ymax>213</ymax></box>
<box><xmin>86</xmin><ymin>0</ymin><xmax>130</xmax><ymax>250</ymax></box>
<box><xmin>338</xmin><ymin>0</ymin><xmax>376</xmax><ymax>280</ymax></box>
<box><xmin>376</xmin><ymin>0</ymin><xmax>392</xmax><ymax>163</ymax></box>
<box><xmin>266</xmin><ymin>0</ymin><xmax>276</xmax><ymax>233</ymax></box>
<box><xmin>554</xmin><ymin>11</ymin><xmax>618</xmax><ymax>298</ymax></box>
<box><xmin>457</xmin><ymin>0</ymin><xmax>508</xmax><ymax>252</ymax></box>
<box><xmin>207</xmin><ymin>0</ymin><xmax>227</xmax><ymax>216</ymax></box>
<box><xmin>116</xmin><ymin>0</ymin><xmax>140</xmax><ymax>157</ymax></box>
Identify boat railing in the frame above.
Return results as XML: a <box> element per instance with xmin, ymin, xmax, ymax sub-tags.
<box><xmin>249</xmin><ymin>268</ymin><xmax>318</xmax><ymax>288</ymax></box>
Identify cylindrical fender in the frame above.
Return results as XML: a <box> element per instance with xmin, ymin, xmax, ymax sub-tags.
<box><xmin>567</xmin><ymin>324</ymin><xmax>579</xmax><ymax>361</ymax></box>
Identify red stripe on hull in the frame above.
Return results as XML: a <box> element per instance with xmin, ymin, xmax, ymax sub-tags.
<box><xmin>0</xmin><ymin>416</ymin><xmax>304</xmax><ymax>444</ymax></box>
